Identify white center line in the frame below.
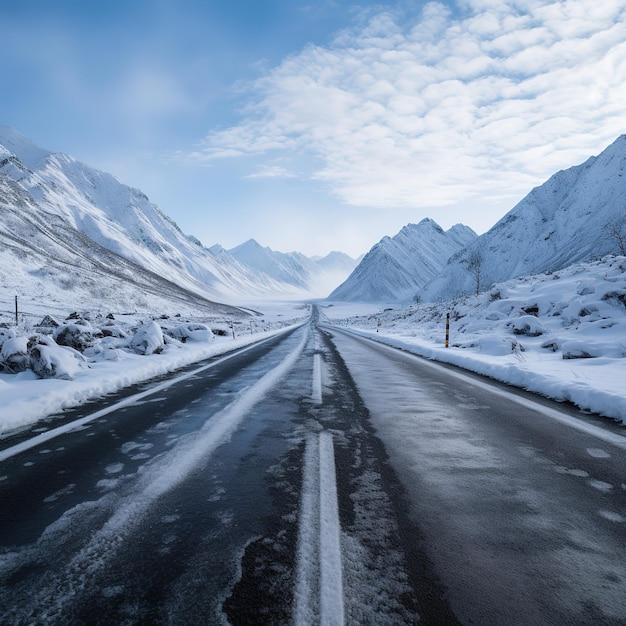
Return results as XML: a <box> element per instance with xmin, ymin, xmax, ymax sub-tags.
<box><xmin>312</xmin><ymin>353</ymin><xmax>323</xmax><ymax>405</ymax></box>
<box><xmin>319</xmin><ymin>431</ymin><xmax>344</xmax><ymax>626</ymax></box>
<box><xmin>294</xmin><ymin>431</ymin><xmax>345</xmax><ymax>626</ymax></box>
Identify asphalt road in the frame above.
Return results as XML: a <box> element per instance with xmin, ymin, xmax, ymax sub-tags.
<box><xmin>323</xmin><ymin>324</ymin><xmax>626</xmax><ymax>625</ymax></box>
<box><xmin>1</xmin><ymin>313</ymin><xmax>625</xmax><ymax>625</ymax></box>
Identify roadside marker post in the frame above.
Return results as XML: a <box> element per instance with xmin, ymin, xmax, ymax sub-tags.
<box><xmin>445</xmin><ymin>312</ymin><xmax>450</xmax><ymax>348</ymax></box>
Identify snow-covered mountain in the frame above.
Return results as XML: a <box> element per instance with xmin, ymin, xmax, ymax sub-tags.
<box><xmin>420</xmin><ymin>135</ymin><xmax>626</xmax><ymax>302</ymax></box>
<box><xmin>328</xmin><ymin>219</ymin><xmax>477</xmax><ymax>302</ymax></box>
<box><xmin>229</xmin><ymin>240</ymin><xmax>357</xmax><ymax>297</ymax></box>
<box><xmin>229</xmin><ymin>239</ymin><xmax>311</xmax><ymax>289</ymax></box>
<box><xmin>0</xmin><ymin>127</ymin><xmax>354</xmax><ymax>316</ymax></box>
<box><xmin>322</xmin><ymin>254</ymin><xmax>626</xmax><ymax>422</ymax></box>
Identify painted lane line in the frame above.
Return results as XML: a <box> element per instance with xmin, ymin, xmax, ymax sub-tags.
<box><xmin>0</xmin><ymin>331</ymin><xmax>292</xmax><ymax>463</ymax></box>
<box><xmin>319</xmin><ymin>431</ymin><xmax>344</xmax><ymax>626</ymax></box>
<box><xmin>312</xmin><ymin>353</ymin><xmax>323</xmax><ymax>405</ymax></box>
<box><xmin>294</xmin><ymin>432</ymin><xmax>344</xmax><ymax>626</ymax></box>
<box><xmin>294</xmin><ymin>434</ymin><xmax>320</xmax><ymax>626</ymax></box>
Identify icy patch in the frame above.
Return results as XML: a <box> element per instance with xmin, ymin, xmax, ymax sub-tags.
<box><xmin>555</xmin><ymin>466</ymin><xmax>589</xmax><ymax>478</ymax></box>
<box><xmin>102</xmin><ymin>585</ymin><xmax>125</xmax><ymax>598</ymax></box>
<box><xmin>120</xmin><ymin>441</ymin><xmax>152</xmax><ymax>455</ymax></box>
<box><xmin>587</xmin><ymin>448</ymin><xmax>611</xmax><ymax>458</ymax></box>
<box><xmin>96</xmin><ymin>478</ymin><xmax>121</xmax><ymax>491</ymax></box>
<box><xmin>105</xmin><ymin>463</ymin><xmax>124</xmax><ymax>475</ymax></box>
<box><xmin>43</xmin><ymin>483</ymin><xmax>76</xmax><ymax>503</ymax></box>
<box><xmin>208</xmin><ymin>487</ymin><xmax>226</xmax><ymax>503</ymax></box>
<box><xmin>599</xmin><ymin>510</ymin><xmax>625</xmax><ymax>523</ymax></box>
<box><xmin>130</xmin><ymin>453</ymin><xmax>151</xmax><ymax>461</ymax></box>
<box><xmin>589</xmin><ymin>479</ymin><xmax>613</xmax><ymax>492</ymax></box>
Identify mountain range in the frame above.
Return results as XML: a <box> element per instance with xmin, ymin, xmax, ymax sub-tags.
<box><xmin>418</xmin><ymin>135</ymin><xmax>626</xmax><ymax>302</ymax></box>
<box><xmin>0</xmin><ymin>126</ymin><xmax>356</xmax><ymax>318</ymax></box>
<box><xmin>330</xmin><ymin>135</ymin><xmax>626</xmax><ymax>304</ymax></box>
<box><xmin>329</xmin><ymin>220</ymin><xmax>476</xmax><ymax>302</ymax></box>
<box><xmin>2</xmin><ymin>125</ymin><xmax>625</xmax><ymax>316</ymax></box>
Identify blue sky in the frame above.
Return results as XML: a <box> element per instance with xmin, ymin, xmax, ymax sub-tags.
<box><xmin>2</xmin><ymin>1</ymin><xmax>626</xmax><ymax>257</ymax></box>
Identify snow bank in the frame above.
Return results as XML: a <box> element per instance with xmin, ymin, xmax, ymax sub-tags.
<box><xmin>323</xmin><ymin>256</ymin><xmax>626</xmax><ymax>424</ymax></box>
<box><xmin>0</xmin><ymin>306</ymin><xmax>309</xmax><ymax>435</ymax></box>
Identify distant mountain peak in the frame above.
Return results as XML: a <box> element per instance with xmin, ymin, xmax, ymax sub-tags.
<box><xmin>0</xmin><ymin>125</ymin><xmax>52</xmax><ymax>170</ymax></box>
<box><xmin>329</xmin><ymin>218</ymin><xmax>476</xmax><ymax>303</ymax></box>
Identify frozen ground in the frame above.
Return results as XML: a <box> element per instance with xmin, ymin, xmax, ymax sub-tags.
<box><xmin>322</xmin><ymin>255</ymin><xmax>626</xmax><ymax>425</ymax></box>
<box><xmin>0</xmin><ymin>301</ymin><xmax>309</xmax><ymax>435</ymax></box>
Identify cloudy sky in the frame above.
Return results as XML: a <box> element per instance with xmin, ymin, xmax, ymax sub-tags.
<box><xmin>2</xmin><ymin>0</ymin><xmax>626</xmax><ymax>257</ymax></box>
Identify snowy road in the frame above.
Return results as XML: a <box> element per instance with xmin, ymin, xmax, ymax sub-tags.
<box><xmin>1</xmin><ymin>312</ymin><xmax>625</xmax><ymax>625</ymax></box>
<box><xmin>324</xmin><ymin>324</ymin><xmax>626</xmax><ymax>625</ymax></box>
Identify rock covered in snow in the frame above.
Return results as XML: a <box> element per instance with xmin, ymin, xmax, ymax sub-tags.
<box><xmin>0</xmin><ymin>327</ymin><xmax>17</xmax><ymax>348</ymax></box>
<box><xmin>509</xmin><ymin>316</ymin><xmax>547</xmax><ymax>336</ymax></box>
<box><xmin>0</xmin><ymin>335</ymin><xmax>31</xmax><ymax>373</ymax></box>
<box><xmin>130</xmin><ymin>321</ymin><xmax>165</xmax><ymax>355</ymax></box>
<box><xmin>54</xmin><ymin>321</ymin><xmax>102</xmax><ymax>351</ymax></box>
<box><xmin>36</xmin><ymin>315</ymin><xmax>60</xmax><ymax>329</ymax></box>
<box><xmin>0</xmin><ymin>333</ymin><xmax>87</xmax><ymax>378</ymax></box>
<box><xmin>30</xmin><ymin>336</ymin><xmax>87</xmax><ymax>379</ymax></box>
<box><xmin>163</xmin><ymin>323</ymin><xmax>214</xmax><ymax>343</ymax></box>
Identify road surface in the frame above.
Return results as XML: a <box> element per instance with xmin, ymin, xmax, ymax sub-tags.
<box><xmin>1</xmin><ymin>311</ymin><xmax>625</xmax><ymax>625</ymax></box>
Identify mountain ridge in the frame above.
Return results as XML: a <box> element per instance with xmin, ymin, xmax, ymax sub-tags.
<box><xmin>328</xmin><ymin>218</ymin><xmax>477</xmax><ymax>302</ymax></box>
<box><xmin>419</xmin><ymin>135</ymin><xmax>626</xmax><ymax>302</ymax></box>
<box><xmin>0</xmin><ymin>127</ymin><xmax>356</xmax><ymax>314</ymax></box>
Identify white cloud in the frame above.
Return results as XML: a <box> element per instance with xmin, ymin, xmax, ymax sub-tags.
<box><xmin>191</xmin><ymin>0</ymin><xmax>626</xmax><ymax>214</ymax></box>
<box><xmin>244</xmin><ymin>164</ymin><xmax>296</xmax><ymax>179</ymax></box>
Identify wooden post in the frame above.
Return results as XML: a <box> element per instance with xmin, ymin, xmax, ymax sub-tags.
<box><xmin>15</xmin><ymin>296</ymin><xmax>18</xmax><ymax>326</ymax></box>
<box><xmin>445</xmin><ymin>312</ymin><xmax>450</xmax><ymax>348</ymax></box>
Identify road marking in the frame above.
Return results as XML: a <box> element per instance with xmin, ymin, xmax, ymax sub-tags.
<box><xmin>294</xmin><ymin>432</ymin><xmax>344</xmax><ymax>626</ymax></box>
<box><xmin>0</xmin><ymin>331</ymin><xmax>295</xmax><ymax>463</ymax></box>
<box><xmin>319</xmin><ymin>431</ymin><xmax>344</xmax><ymax>626</ymax></box>
<box><xmin>312</xmin><ymin>353</ymin><xmax>323</xmax><ymax>405</ymax></box>
<box><xmin>294</xmin><ymin>434</ymin><xmax>319</xmax><ymax>626</ymax></box>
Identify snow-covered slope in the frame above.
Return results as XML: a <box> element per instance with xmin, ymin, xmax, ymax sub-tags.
<box><xmin>3</xmin><ymin>127</ymin><xmax>305</xmax><ymax>301</ymax></box>
<box><xmin>329</xmin><ymin>219</ymin><xmax>477</xmax><ymax>302</ymax></box>
<box><xmin>309</xmin><ymin>250</ymin><xmax>359</xmax><ymax>297</ymax></box>
<box><xmin>421</xmin><ymin>136</ymin><xmax>626</xmax><ymax>302</ymax></box>
<box><xmin>229</xmin><ymin>240</ymin><xmax>357</xmax><ymax>298</ymax></box>
<box><xmin>0</xmin><ymin>127</ymin><xmax>338</xmax><ymax>314</ymax></box>
<box><xmin>0</xmin><ymin>173</ymin><xmax>243</xmax><ymax>318</ymax></box>
<box><xmin>229</xmin><ymin>239</ymin><xmax>310</xmax><ymax>289</ymax></box>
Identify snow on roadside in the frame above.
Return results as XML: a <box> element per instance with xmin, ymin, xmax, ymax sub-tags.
<box><xmin>0</xmin><ymin>308</ymin><xmax>309</xmax><ymax>435</ymax></box>
<box><xmin>322</xmin><ymin>256</ymin><xmax>626</xmax><ymax>424</ymax></box>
